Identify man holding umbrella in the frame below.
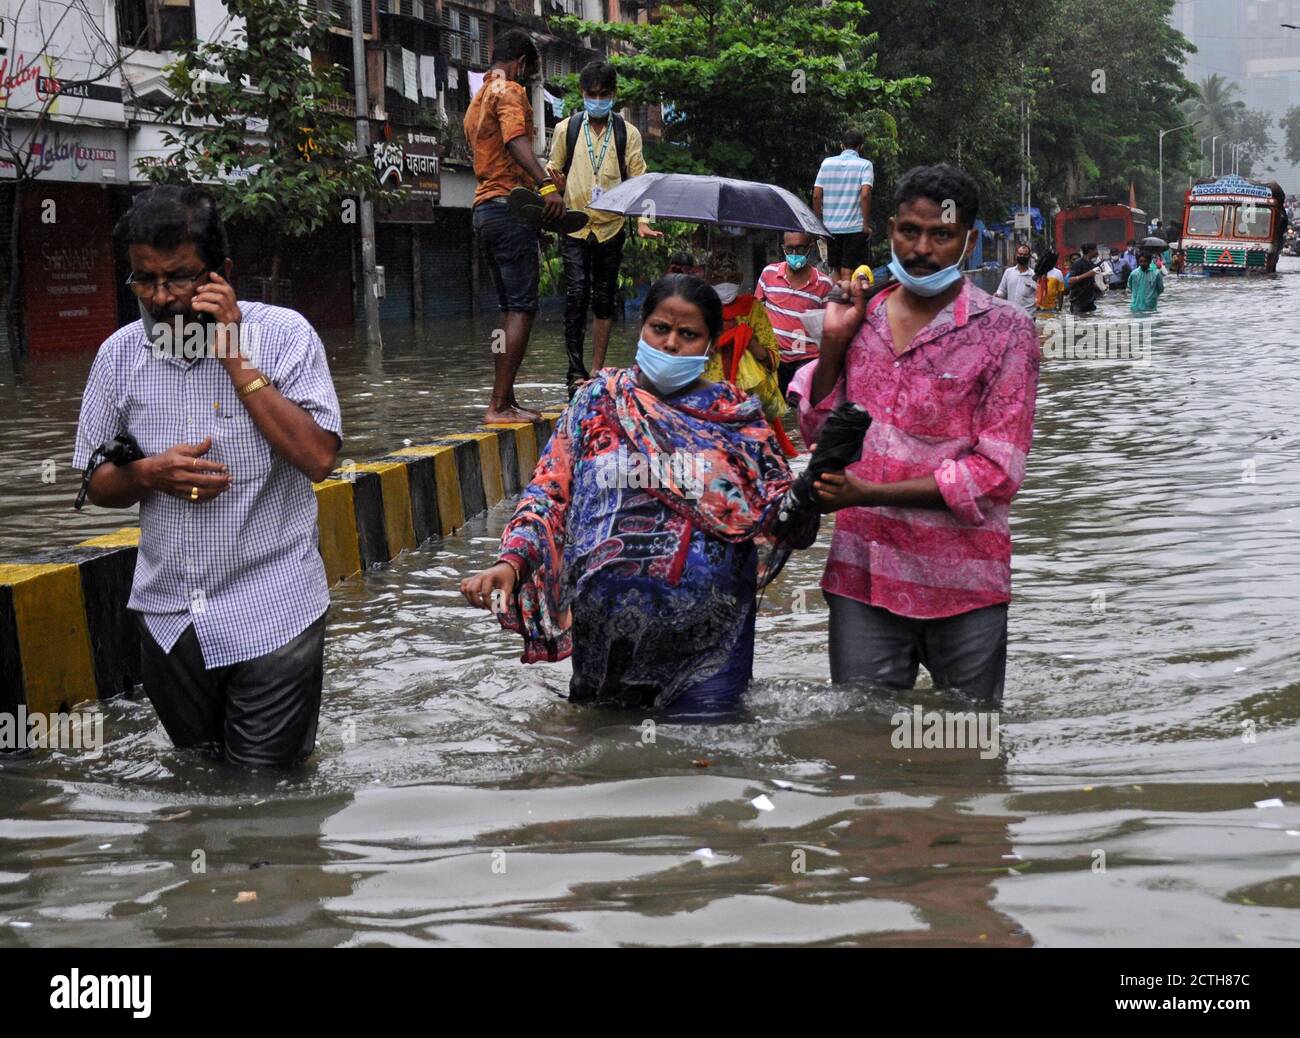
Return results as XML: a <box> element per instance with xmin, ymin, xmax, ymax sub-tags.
<box><xmin>586</xmin><ymin>171</ymin><xmax>832</xmax><ymax>400</ymax></box>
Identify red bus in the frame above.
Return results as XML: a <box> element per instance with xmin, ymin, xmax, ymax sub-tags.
<box><xmin>1053</xmin><ymin>198</ymin><xmax>1149</xmax><ymax>271</ymax></box>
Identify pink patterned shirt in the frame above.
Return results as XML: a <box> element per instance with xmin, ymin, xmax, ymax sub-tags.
<box><xmin>791</xmin><ymin>279</ymin><xmax>1040</xmax><ymax>619</ymax></box>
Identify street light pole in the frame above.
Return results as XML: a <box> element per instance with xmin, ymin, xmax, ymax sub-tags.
<box><xmin>350</xmin><ymin>0</ymin><xmax>382</xmax><ymax>348</ymax></box>
<box><xmin>1158</xmin><ymin>121</ymin><xmax>1197</xmax><ymax>226</ymax></box>
<box><xmin>1211</xmin><ymin>134</ymin><xmax>1220</xmax><ymax>176</ymax></box>
<box><xmin>1199</xmin><ymin>135</ymin><xmax>1210</xmax><ymax>177</ymax></box>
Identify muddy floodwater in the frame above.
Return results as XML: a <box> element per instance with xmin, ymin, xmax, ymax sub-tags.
<box><xmin>1</xmin><ymin>267</ymin><xmax>1298</xmax><ymax>947</ymax></box>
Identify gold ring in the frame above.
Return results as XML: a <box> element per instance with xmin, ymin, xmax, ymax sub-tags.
<box><xmin>190</xmin><ymin>486</ymin><xmax>199</xmax><ymax>502</ymax></box>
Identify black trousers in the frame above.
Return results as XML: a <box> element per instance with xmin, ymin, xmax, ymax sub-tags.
<box><xmin>561</xmin><ymin>229</ymin><xmax>626</xmax><ymax>383</ymax></box>
<box><xmin>139</xmin><ymin>611</ymin><xmax>327</xmax><ymax>768</ymax></box>
<box><xmin>826</xmin><ymin>595</ymin><xmax>1008</xmax><ymax>705</ymax></box>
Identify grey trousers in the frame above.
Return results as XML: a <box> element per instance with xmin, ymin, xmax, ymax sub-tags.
<box><xmin>139</xmin><ymin>610</ymin><xmax>327</xmax><ymax>768</ymax></box>
<box><xmin>826</xmin><ymin>594</ymin><xmax>1008</xmax><ymax>705</ymax></box>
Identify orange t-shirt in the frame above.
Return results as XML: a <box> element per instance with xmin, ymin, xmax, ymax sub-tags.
<box><xmin>463</xmin><ymin>71</ymin><xmax>536</xmax><ymax>207</ymax></box>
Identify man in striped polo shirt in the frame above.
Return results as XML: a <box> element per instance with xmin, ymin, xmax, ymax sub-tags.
<box><xmin>813</xmin><ymin>130</ymin><xmax>875</xmax><ymax>281</ymax></box>
<box><xmin>755</xmin><ymin>231</ymin><xmax>835</xmax><ymax>396</ymax></box>
<box><xmin>754</xmin><ymin>232</ymin><xmax>832</xmax><ymax>398</ymax></box>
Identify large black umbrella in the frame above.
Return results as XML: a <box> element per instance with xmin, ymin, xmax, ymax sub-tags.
<box><xmin>589</xmin><ymin>172</ymin><xmax>829</xmax><ymax>235</ymax></box>
<box><xmin>1140</xmin><ymin>236</ymin><xmax>1168</xmax><ymax>251</ymax></box>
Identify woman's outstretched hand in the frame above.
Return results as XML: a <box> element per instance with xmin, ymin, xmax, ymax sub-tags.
<box><xmin>460</xmin><ymin>561</ymin><xmax>518</xmax><ymax>613</ymax></box>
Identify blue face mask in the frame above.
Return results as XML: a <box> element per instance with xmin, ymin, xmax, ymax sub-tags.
<box><xmin>785</xmin><ymin>252</ymin><xmax>810</xmax><ymax>271</ymax></box>
<box><xmin>887</xmin><ymin>230</ymin><xmax>972</xmax><ymax>297</ymax></box>
<box><xmin>636</xmin><ymin>337</ymin><xmax>708</xmax><ymax>395</ymax></box>
<box><xmin>584</xmin><ymin>97</ymin><xmax>614</xmax><ymax>118</ymax></box>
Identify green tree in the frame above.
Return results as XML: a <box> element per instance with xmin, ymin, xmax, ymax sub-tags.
<box><xmin>141</xmin><ymin>0</ymin><xmax>386</xmax><ymax>302</ymax></box>
<box><xmin>864</xmin><ymin>0</ymin><xmax>1043</xmax><ymax>227</ymax></box>
<box><xmin>1229</xmin><ymin>109</ymin><xmax>1275</xmax><ymax>178</ymax></box>
<box><xmin>553</xmin><ymin>0</ymin><xmax>927</xmax><ymax>197</ymax></box>
<box><xmin>1183</xmin><ymin>74</ymin><xmax>1247</xmax><ymax>139</ymax></box>
<box><xmin>1021</xmin><ymin>0</ymin><xmax>1196</xmax><ymax>219</ymax></box>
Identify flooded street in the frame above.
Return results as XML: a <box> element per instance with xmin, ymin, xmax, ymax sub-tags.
<box><xmin>1</xmin><ymin>267</ymin><xmax>1298</xmax><ymax>947</ymax></box>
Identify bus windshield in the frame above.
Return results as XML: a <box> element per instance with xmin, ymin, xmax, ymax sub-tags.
<box><xmin>1185</xmin><ymin>205</ymin><xmax>1225</xmax><ymax>236</ymax></box>
<box><xmin>1234</xmin><ymin>204</ymin><xmax>1274</xmax><ymax>239</ymax></box>
<box><xmin>1062</xmin><ymin>217</ymin><xmax>1129</xmax><ymax>248</ymax></box>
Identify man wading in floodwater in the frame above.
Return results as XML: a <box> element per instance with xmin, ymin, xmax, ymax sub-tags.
<box><xmin>790</xmin><ymin>164</ymin><xmax>1041</xmax><ymax>705</ymax></box>
<box><xmin>73</xmin><ymin>186</ymin><xmax>342</xmax><ymax>767</ymax></box>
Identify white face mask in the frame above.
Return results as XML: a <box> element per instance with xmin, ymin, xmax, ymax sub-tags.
<box><xmin>712</xmin><ymin>282</ymin><xmax>740</xmax><ymax>305</ymax></box>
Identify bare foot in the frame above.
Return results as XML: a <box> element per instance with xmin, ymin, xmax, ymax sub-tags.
<box><xmin>484</xmin><ymin>405</ymin><xmax>538</xmax><ymax>425</ymax></box>
<box><xmin>509</xmin><ymin>401</ymin><xmax>543</xmax><ymax>420</ymax></box>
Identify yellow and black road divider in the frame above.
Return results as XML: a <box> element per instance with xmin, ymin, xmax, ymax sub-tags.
<box><xmin>0</xmin><ymin>414</ymin><xmax>560</xmax><ymax>715</ymax></box>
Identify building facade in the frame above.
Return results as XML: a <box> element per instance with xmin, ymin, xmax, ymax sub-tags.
<box><xmin>0</xmin><ymin>0</ymin><xmax>649</xmax><ymax>350</ymax></box>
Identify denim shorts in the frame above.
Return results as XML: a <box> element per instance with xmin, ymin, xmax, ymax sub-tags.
<box><xmin>473</xmin><ymin>199</ymin><xmax>540</xmax><ymax>313</ymax></box>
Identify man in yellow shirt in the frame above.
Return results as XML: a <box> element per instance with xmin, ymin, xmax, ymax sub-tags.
<box><xmin>546</xmin><ymin>61</ymin><xmax>662</xmax><ymax>398</ymax></box>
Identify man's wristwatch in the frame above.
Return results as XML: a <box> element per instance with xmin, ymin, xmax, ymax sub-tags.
<box><xmin>238</xmin><ymin>375</ymin><xmax>271</xmax><ymax>398</ymax></box>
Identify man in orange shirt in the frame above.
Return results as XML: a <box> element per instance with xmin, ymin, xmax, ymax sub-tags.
<box><xmin>464</xmin><ymin>30</ymin><xmax>563</xmax><ymax>424</ymax></box>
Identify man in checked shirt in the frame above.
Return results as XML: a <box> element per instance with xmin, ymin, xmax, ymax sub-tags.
<box><xmin>73</xmin><ymin>186</ymin><xmax>342</xmax><ymax>767</ymax></box>
<box><xmin>791</xmin><ymin>165</ymin><xmax>1040</xmax><ymax>705</ymax></box>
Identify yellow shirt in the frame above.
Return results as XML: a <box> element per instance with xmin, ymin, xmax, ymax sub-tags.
<box><xmin>702</xmin><ymin>299</ymin><xmax>787</xmax><ymax>421</ymax></box>
<box><xmin>547</xmin><ymin>113</ymin><xmax>648</xmax><ymax>242</ymax></box>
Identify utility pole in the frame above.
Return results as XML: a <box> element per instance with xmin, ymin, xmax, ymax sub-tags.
<box><xmin>351</xmin><ymin>0</ymin><xmax>382</xmax><ymax>348</ymax></box>
<box><xmin>1158</xmin><ymin>121</ymin><xmax>1197</xmax><ymax>226</ymax></box>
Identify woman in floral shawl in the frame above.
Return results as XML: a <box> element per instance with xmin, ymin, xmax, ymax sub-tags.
<box><xmin>461</xmin><ymin>275</ymin><xmax>818</xmax><ymax>713</ymax></box>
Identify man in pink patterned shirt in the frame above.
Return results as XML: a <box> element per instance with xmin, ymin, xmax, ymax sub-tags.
<box><xmin>791</xmin><ymin>164</ymin><xmax>1040</xmax><ymax>705</ymax></box>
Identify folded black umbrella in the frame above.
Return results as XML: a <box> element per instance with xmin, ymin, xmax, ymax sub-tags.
<box><xmin>758</xmin><ymin>402</ymin><xmax>873</xmax><ymax>590</ymax></box>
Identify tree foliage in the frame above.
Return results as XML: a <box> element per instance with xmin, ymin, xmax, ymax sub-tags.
<box><xmin>553</xmin><ymin>0</ymin><xmax>927</xmax><ymax>195</ymax></box>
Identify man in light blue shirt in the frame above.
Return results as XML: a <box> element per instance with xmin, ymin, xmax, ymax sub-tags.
<box><xmin>813</xmin><ymin>131</ymin><xmax>875</xmax><ymax>280</ymax></box>
<box><xmin>75</xmin><ymin>186</ymin><xmax>342</xmax><ymax>769</ymax></box>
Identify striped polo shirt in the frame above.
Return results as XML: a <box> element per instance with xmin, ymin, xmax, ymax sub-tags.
<box><xmin>755</xmin><ymin>262</ymin><xmax>834</xmax><ymax>363</ymax></box>
<box><xmin>814</xmin><ymin>149</ymin><xmax>875</xmax><ymax>233</ymax></box>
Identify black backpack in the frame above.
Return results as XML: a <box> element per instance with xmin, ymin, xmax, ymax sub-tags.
<box><xmin>561</xmin><ymin>113</ymin><xmax>628</xmax><ymax>182</ymax></box>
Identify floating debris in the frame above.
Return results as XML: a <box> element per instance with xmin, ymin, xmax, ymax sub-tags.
<box><xmin>772</xmin><ymin>779</ymin><xmax>795</xmax><ymax>790</ymax></box>
<box><xmin>751</xmin><ymin>794</ymin><xmax>775</xmax><ymax>812</ymax></box>
<box><xmin>693</xmin><ymin>848</ymin><xmax>715</xmax><ymax>861</ymax></box>
<box><xmin>691</xmin><ymin>759</ymin><xmax>710</xmax><ymax>768</ymax></box>
<box><xmin>1254</xmin><ymin>798</ymin><xmax>1284</xmax><ymax>809</ymax></box>
<box><xmin>234</xmin><ymin>891</ymin><xmax>258</xmax><ymax>904</ymax></box>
